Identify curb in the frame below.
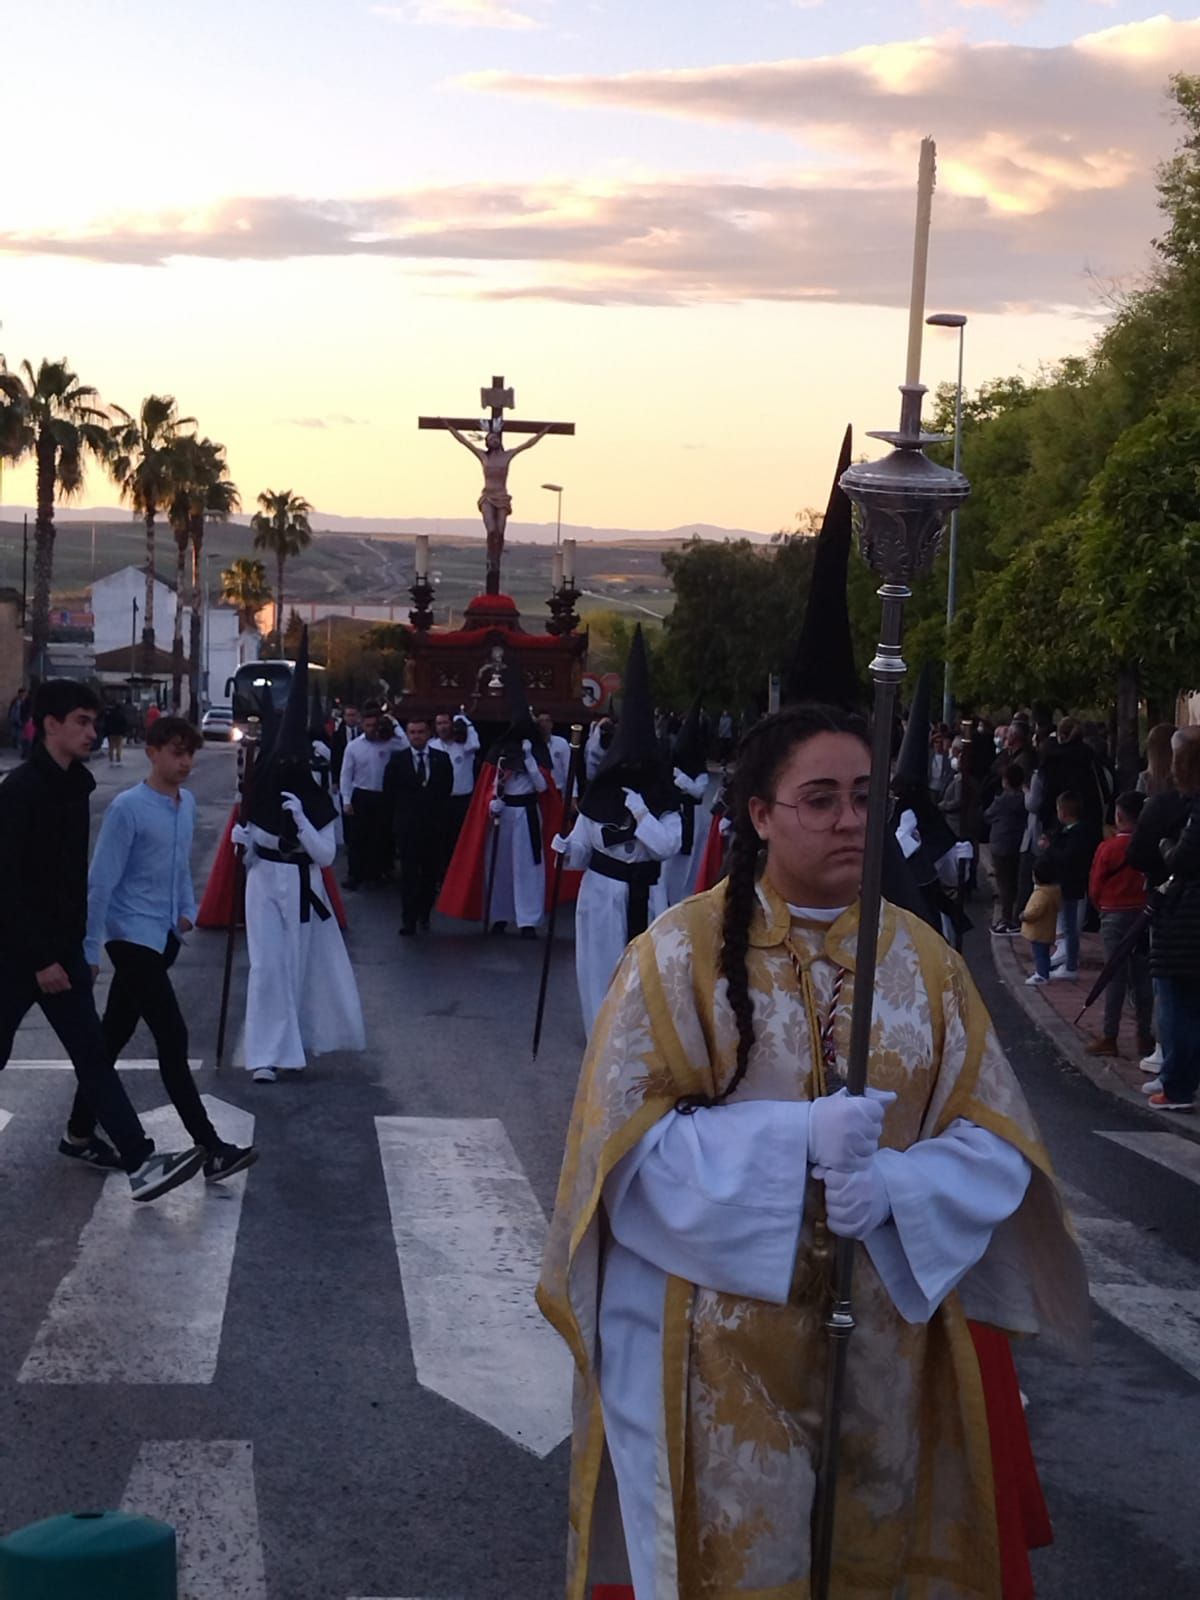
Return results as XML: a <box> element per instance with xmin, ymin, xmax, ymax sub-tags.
<box><xmin>987</xmin><ymin>928</ymin><xmax>1200</xmax><ymax>1146</ymax></box>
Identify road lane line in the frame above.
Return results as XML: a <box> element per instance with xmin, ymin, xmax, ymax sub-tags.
<box><xmin>121</xmin><ymin>1439</ymin><xmax>267</xmax><ymax>1600</ymax></box>
<box><xmin>375</xmin><ymin>1116</ymin><xmax>572</xmax><ymax>1458</ymax></box>
<box><xmin>1096</xmin><ymin>1129</ymin><xmax>1200</xmax><ymax>1187</ymax></box>
<box><xmin>19</xmin><ymin>1095</ymin><xmax>253</xmax><ymax>1384</ymax></box>
<box><xmin>4</xmin><ymin>1059</ymin><xmax>200</xmax><ymax>1070</ymax></box>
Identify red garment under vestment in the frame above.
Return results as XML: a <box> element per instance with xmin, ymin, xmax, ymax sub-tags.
<box><xmin>436</xmin><ymin>765</ymin><xmax>580</xmax><ymax>922</ymax></box>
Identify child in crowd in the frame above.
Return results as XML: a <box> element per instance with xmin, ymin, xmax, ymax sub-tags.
<box><xmin>1021</xmin><ymin>858</ymin><xmax>1062</xmax><ymax>985</ymax></box>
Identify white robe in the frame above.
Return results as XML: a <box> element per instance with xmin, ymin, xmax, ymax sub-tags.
<box><xmin>662</xmin><ymin>768</ymin><xmax>709</xmax><ymax>907</ymax></box>
<box><xmin>488</xmin><ymin>758</ymin><xmax>547</xmax><ymax>930</ymax></box>
<box><xmin>599</xmin><ymin>1101</ymin><xmax>1032</xmax><ymax>1600</ymax></box>
<box><xmin>242</xmin><ymin>819</ymin><xmax>366</xmax><ymax>1071</ymax></box>
<box><xmin>555</xmin><ymin>809</ymin><xmax>683</xmax><ymax>1035</ymax></box>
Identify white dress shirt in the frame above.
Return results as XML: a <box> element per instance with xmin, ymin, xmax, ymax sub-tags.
<box><xmin>430</xmin><ymin>718</ymin><xmax>480</xmax><ymax>798</ymax></box>
<box><xmin>338</xmin><ymin>730</ymin><xmax>410</xmax><ymax>805</ymax></box>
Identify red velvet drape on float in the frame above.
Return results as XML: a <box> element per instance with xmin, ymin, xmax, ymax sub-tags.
<box><xmin>196</xmin><ymin>805</ymin><xmax>348</xmax><ymax>931</ymax></box>
<box><xmin>436</xmin><ymin>766</ymin><xmax>580</xmax><ymax>922</ymax></box>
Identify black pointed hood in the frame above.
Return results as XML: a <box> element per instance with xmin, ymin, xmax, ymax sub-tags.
<box><xmin>248</xmin><ymin>629</ymin><xmax>337</xmax><ymax>835</ymax></box>
<box><xmin>581</xmin><ymin>626</ymin><xmax>675</xmax><ymax>821</ymax></box>
<box><xmin>780</xmin><ymin>426</ymin><xmax>863</xmax><ymax>710</ymax></box>
<box><xmin>486</xmin><ymin>662</ymin><xmax>536</xmax><ymax>766</ymax></box>
<box><xmin>672</xmin><ymin>693</ymin><xmax>707</xmax><ymax>779</ymax></box>
<box><xmin>895</xmin><ymin>662</ymin><xmax>933</xmax><ymax>791</ymax></box>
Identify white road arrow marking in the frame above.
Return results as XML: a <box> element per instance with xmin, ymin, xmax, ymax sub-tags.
<box><xmin>121</xmin><ymin>1440</ymin><xmax>267</xmax><ymax>1600</ymax></box>
<box><xmin>20</xmin><ymin>1095</ymin><xmax>254</xmax><ymax>1384</ymax></box>
<box><xmin>375</xmin><ymin>1116</ymin><xmax>572</xmax><ymax>1457</ymax></box>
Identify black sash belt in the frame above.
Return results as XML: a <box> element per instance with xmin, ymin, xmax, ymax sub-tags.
<box><xmin>588</xmin><ymin>853</ymin><xmax>661</xmax><ymax>940</ymax></box>
<box><xmin>679</xmin><ymin>795</ymin><xmax>701</xmax><ymax>855</ymax></box>
<box><xmin>256</xmin><ymin>846</ymin><xmax>333</xmax><ymax>924</ymax></box>
<box><xmin>502</xmin><ymin>792</ymin><xmax>542</xmax><ymax>865</ymax></box>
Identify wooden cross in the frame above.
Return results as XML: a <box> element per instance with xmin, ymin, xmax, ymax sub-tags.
<box><xmin>418</xmin><ymin>375</ymin><xmax>576</xmax><ymax>440</ymax></box>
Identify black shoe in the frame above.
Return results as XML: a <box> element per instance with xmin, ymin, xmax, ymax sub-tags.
<box><xmin>204</xmin><ymin>1143</ymin><xmax>259</xmax><ymax>1183</ymax></box>
<box><xmin>129</xmin><ymin>1147</ymin><xmax>206</xmax><ymax>1203</ymax></box>
<box><xmin>490</xmin><ymin>920</ymin><xmax>508</xmax><ymax>936</ymax></box>
<box><xmin>519</xmin><ymin>926</ymin><xmax>537</xmax><ymax>941</ymax></box>
<box><xmin>419</xmin><ymin>917</ymin><xmax>431</xmax><ymax>932</ymax></box>
<box><xmin>398</xmin><ymin>924</ymin><xmax>415</xmax><ymax>937</ymax></box>
<box><xmin>342</xmin><ymin>878</ymin><xmax>360</xmax><ymax>891</ymax></box>
<box><xmin>58</xmin><ymin>1135</ymin><xmax>122</xmax><ymax>1171</ymax></box>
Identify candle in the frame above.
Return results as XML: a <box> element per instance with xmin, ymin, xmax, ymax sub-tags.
<box><xmin>552</xmin><ymin>548</ymin><xmax>564</xmax><ymax>591</ymax></box>
<box><xmin>562</xmin><ymin>537</ymin><xmax>576</xmax><ymax>586</ymax></box>
<box><xmin>904</xmin><ymin>137</ymin><xmax>937</xmax><ymax>388</ymax></box>
<box><xmin>415</xmin><ymin>534</ymin><xmax>429</xmax><ymax>580</ymax></box>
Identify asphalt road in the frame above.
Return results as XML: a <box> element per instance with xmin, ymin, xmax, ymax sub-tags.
<box><xmin>0</xmin><ymin>744</ymin><xmax>1196</xmax><ymax>1598</ymax></box>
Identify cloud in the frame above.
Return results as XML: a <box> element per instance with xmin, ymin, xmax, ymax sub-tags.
<box><xmin>282</xmin><ymin>414</ymin><xmax>369</xmax><ymax>429</ymax></box>
<box><xmin>462</xmin><ymin>14</ymin><xmax>1197</xmax><ymax>214</ymax></box>
<box><xmin>371</xmin><ymin>0</ymin><xmax>543</xmax><ymax>29</ymax></box>
<box><xmin>0</xmin><ymin>16</ymin><xmax>1186</xmax><ymax>316</ymax></box>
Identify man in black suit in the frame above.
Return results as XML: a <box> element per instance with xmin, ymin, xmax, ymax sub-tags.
<box><xmin>384</xmin><ymin>717</ymin><xmax>453</xmax><ymax>935</ymax></box>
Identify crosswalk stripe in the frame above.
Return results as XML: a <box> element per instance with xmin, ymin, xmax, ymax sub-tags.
<box><xmin>1096</xmin><ymin>1129</ymin><xmax>1200</xmax><ymax>1186</ymax></box>
<box><xmin>0</xmin><ymin>1110</ymin><xmax>11</xmax><ymax>1136</ymax></box>
<box><xmin>19</xmin><ymin>1095</ymin><xmax>254</xmax><ymax>1385</ymax></box>
<box><xmin>375</xmin><ymin>1116</ymin><xmax>573</xmax><ymax>1458</ymax></box>
<box><xmin>1063</xmin><ymin>1180</ymin><xmax>1200</xmax><ymax>1382</ymax></box>
<box><xmin>4</xmin><ymin>1059</ymin><xmax>200</xmax><ymax>1070</ymax></box>
<box><xmin>121</xmin><ymin>1440</ymin><xmax>267</xmax><ymax>1600</ymax></box>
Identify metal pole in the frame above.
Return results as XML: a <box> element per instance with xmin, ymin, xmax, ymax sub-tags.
<box><xmin>130</xmin><ymin>597</ymin><xmax>139</xmax><ymax>686</ymax></box>
<box><xmin>941</xmin><ymin>323</ymin><xmax>965</xmax><ymax>727</ymax></box>
<box><xmin>556</xmin><ymin>488</ymin><xmax>562</xmax><ymax>548</ymax></box>
<box><xmin>21</xmin><ymin>513</ymin><xmax>28</xmax><ymax>630</ymax></box>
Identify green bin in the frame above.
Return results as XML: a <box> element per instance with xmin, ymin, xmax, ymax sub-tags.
<box><xmin>0</xmin><ymin>1510</ymin><xmax>176</xmax><ymax>1599</ymax></box>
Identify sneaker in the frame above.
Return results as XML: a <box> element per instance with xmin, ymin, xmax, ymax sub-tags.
<box><xmin>204</xmin><ymin>1143</ymin><xmax>259</xmax><ymax>1182</ymax></box>
<box><xmin>1049</xmin><ymin>968</ymin><xmax>1079</xmax><ymax>981</ymax></box>
<box><xmin>1140</xmin><ymin>1076</ymin><xmax>1163</xmax><ymax>1095</ymax></box>
<box><xmin>252</xmin><ymin>1067</ymin><xmax>277</xmax><ymax>1083</ymax></box>
<box><xmin>1025</xmin><ymin>973</ymin><xmax>1049</xmax><ymax>986</ymax></box>
<box><xmin>1137</xmin><ymin>1037</ymin><xmax>1156</xmax><ymax>1062</ymax></box>
<box><xmin>990</xmin><ymin>922</ymin><xmax>1012</xmax><ymax>937</ymax></box>
<box><xmin>1086</xmin><ymin>1037</ymin><xmax>1119</xmax><ymax>1057</ymax></box>
<box><xmin>58</xmin><ymin>1135</ymin><xmax>122</xmax><ymax>1171</ymax></box>
<box><xmin>1140</xmin><ymin>1044</ymin><xmax>1164</xmax><ymax>1072</ymax></box>
<box><xmin>129</xmin><ymin>1147</ymin><xmax>206</xmax><ymax>1203</ymax></box>
<box><xmin>1147</xmin><ymin>1091</ymin><xmax>1195</xmax><ymax>1112</ymax></box>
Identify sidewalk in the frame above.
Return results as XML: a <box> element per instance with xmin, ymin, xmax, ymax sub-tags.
<box><xmin>988</xmin><ymin>915</ymin><xmax>1200</xmax><ymax>1143</ymax></box>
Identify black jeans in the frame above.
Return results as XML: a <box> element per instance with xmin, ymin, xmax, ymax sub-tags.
<box><xmin>347</xmin><ymin>789</ymin><xmax>390</xmax><ymax>883</ymax></box>
<box><xmin>0</xmin><ymin>949</ymin><xmax>154</xmax><ymax>1172</ymax></box>
<box><xmin>68</xmin><ymin>936</ymin><xmax>219</xmax><ymax>1152</ymax></box>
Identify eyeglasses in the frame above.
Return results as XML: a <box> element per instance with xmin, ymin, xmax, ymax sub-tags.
<box><xmin>771</xmin><ymin>786</ymin><xmax>871</xmax><ymax>832</ymax></box>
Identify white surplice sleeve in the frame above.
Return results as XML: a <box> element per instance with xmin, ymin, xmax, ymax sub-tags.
<box><xmin>632</xmin><ymin>807</ymin><xmax>683</xmax><ymax>861</ymax></box>
<box><xmin>864</xmin><ymin>1118</ymin><xmax>1032</xmax><ymax>1324</ymax></box>
<box><xmin>603</xmin><ymin>1101</ymin><xmax>813</xmax><ymax>1304</ymax></box>
<box><xmin>557</xmin><ymin>813</ymin><xmax>599</xmax><ymax>871</ymax></box>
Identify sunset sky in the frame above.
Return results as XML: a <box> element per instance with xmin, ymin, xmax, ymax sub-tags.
<box><xmin>1</xmin><ymin>2</ymin><xmax>1195</xmax><ymax>534</ymax></box>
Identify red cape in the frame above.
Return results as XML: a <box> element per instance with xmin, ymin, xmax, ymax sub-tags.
<box><xmin>694</xmin><ymin>810</ymin><xmax>728</xmax><ymax>893</ymax></box>
<box><xmin>589</xmin><ymin>1325</ymin><xmax>1048</xmax><ymax>1600</ymax></box>
<box><xmin>436</xmin><ymin>765</ymin><xmax>579</xmax><ymax>923</ymax></box>
<box><xmin>196</xmin><ymin>805</ymin><xmax>348</xmax><ymax>932</ymax></box>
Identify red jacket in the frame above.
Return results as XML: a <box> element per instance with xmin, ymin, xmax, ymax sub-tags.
<box><xmin>1088</xmin><ymin>830</ymin><xmax>1148</xmax><ymax>913</ymax></box>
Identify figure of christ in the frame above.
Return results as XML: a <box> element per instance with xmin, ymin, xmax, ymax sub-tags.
<box><xmin>440</xmin><ymin>420</ymin><xmax>552</xmax><ymax>593</ymax></box>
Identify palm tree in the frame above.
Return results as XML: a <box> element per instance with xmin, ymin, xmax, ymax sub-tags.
<box><xmin>3</xmin><ymin>360</ymin><xmax>115</xmax><ymax>676</ymax></box>
<box><xmin>252</xmin><ymin>489</ymin><xmax>312</xmax><ymax>655</ymax></box>
<box><xmin>162</xmin><ymin>435</ymin><xmax>239</xmax><ymax>714</ymax></box>
<box><xmin>0</xmin><ymin>359</ymin><xmax>31</xmax><ymax>465</ymax></box>
<box><xmin>220</xmin><ymin>557</ymin><xmax>272</xmax><ymax>639</ymax></box>
<box><xmin>111</xmin><ymin>395</ymin><xmax>194</xmax><ymax>674</ymax></box>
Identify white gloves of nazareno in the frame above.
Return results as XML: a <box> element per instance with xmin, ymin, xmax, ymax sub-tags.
<box><xmin>808</xmin><ymin>1086</ymin><xmax>897</xmax><ymax>1241</ymax></box>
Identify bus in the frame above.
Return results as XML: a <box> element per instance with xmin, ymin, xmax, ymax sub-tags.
<box><xmin>227</xmin><ymin>659</ymin><xmax>328</xmax><ymax>741</ymax></box>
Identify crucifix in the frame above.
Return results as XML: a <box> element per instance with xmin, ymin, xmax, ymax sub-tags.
<box><xmin>419</xmin><ymin>376</ymin><xmax>575</xmax><ymax>595</ymax></box>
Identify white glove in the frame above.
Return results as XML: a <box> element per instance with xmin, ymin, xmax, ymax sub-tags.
<box><xmin>807</xmin><ymin>1086</ymin><xmax>896</xmax><ymax>1172</ymax></box>
<box><xmin>280</xmin><ymin>791</ymin><xmax>304</xmax><ymax>820</ymax></box>
<box><xmin>816</xmin><ymin>1160</ymin><xmax>891</xmax><ymax>1240</ymax></box>
<box><xmin>489</xmin><ymin>798</ymin><xmax>504</xmax><ymax>819</ymax></box>
<box><xmin>622</xmin><ymin>787</ymin><xmax>648</xmax><ymax>820</ymax></box>
<box><xmin>953</xmin><ymin>840</ymin><xmax>974</xmax><ymax>863</ymax></box>
<box><xmin>522</xmin><ymin>738</ymin><xmax>533</xmax><ymax>755</ymax></box>
<box><xmin>551</xmin><ymin>833</ymin><xmax>569</xmax><ymax>854</ymax></box>
<box><xmin>231</xmin><ymin>823</ymin><xmax>252</xmax><ymax>850</ymax></box>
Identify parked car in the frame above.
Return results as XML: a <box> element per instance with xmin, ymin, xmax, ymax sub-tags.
<box><xmin>201</xmin><ymin>706</ymin><xmax>240</xmax><ymax>743</ymax></box>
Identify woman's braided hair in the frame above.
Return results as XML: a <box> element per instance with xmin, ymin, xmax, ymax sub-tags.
<box><xmin>675</xmin><ymin>702</ymin><xmax>870</xmax><ymax>1114</ymax></box>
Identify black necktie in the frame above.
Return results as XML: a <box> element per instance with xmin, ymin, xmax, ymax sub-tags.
<box><xmin>417</xmin><ymin>753</ymin><xmax>426</xmax><ymax>786</ymax></box>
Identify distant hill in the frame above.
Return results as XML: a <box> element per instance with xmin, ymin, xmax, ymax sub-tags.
<box><xmin>0</xmin><ymin>505</ymin><xmax>770</xmax><ymax>546</ymax></box>
<box><xmin>0</xmin><ymin>514</ymin><xmax>715</xmax><ymax>624</ymax></box>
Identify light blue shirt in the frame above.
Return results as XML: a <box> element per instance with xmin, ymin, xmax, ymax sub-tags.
<box><xmin>85</xmin><ymin>782</ymin><xmax>198</xmax><ymax>965</ymax></box>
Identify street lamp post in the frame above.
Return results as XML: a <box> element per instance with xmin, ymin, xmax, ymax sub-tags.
<box><xmin>541</xmin><ymin>482</ymin><xmax>563</xmax><ymax>546</ymax></box>
<box><xmin>926</xmin><ymin>312</ymin><xmax>967</xmax><ymax>727</ymax></box>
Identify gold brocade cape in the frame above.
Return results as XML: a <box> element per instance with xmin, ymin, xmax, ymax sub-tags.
<box><xmin>537</xmin><ymin>878</ymin><xmax>1089</xmax><ymax>1600</ymax></box>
